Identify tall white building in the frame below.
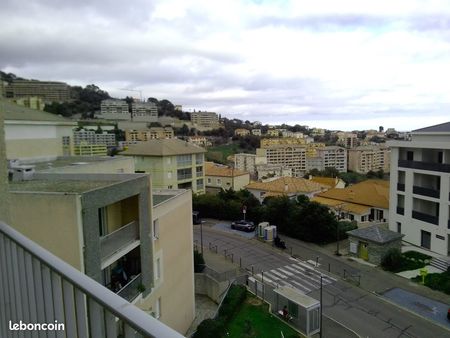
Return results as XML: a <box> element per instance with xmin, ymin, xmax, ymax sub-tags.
<box><xmin>101</xmin><ymin>99</ymin><xmax>130</xmax><ymax>120</ymax></box>
<box><xmin>132</xmin><ymin>102</ymin><xmax>158</xmax><ymax>122</ymax></box>
<box><xmin>73</xmin><ymin>129</ymin><xmax>116</xmax><ymax>147</ymax></box>
<box><xmin>388</xmin><ymin>122</ymin><xmax>450</xmax><ymax>256</ymax></box>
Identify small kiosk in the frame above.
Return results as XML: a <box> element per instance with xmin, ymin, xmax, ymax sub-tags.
<box><xmin>273</xmin><ymin>286</ymin><xmax>320</xmax><ymax>337</ymax></box>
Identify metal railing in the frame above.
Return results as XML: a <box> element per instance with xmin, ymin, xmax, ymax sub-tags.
<box><xmin>100</xmin><ymin>221</ymin><xmax>139</xmax><ymax>261</ymax></box>
<box><xmin>117</xmin><ymin>274</ymin><xmax>143</xmax><ymax>303</ymax></box>
<box><xmin>412</xmin><ymin>211</ymin><xmax>439</xmax><ymax>225</ymax></box>
<box><xmin>412</xmin><ymin>186</ymin><xmax>440</xmax><ymax>198</ymax></box>
<box><xmin>0</xmin><ymin>221</ymin><xmax>183</xmax><ymax>338</ymax></box>
<box><xmin>177</xmin><ymin>174</ymin><xmax>192</xmax><ymax>180</ymax></box>
<box><xmin>398</xmin><ymin>160</ymin><xmax>450</xmax><ymax>173</ymax></box>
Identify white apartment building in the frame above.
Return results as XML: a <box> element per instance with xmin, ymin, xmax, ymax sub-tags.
<box><xmin>348</xmin><ymin>145</ymin><xmax>390</xmax><ymax>174</ymax></box>
<box><xmin>256</xmin><ymin>145</ymin><xmax>307</xmax><ymax>177</ymax></box>
<box><xmin>73</xmin><ymin>129</ymin><xmax>116</xmax><ymax>147</ymax></box>
<box><xmin>190</xmin><ymin>111</ymin><xmax>219</xmax><ymax>127</ymax></box>
<box><xmin>388</xmin><ymin>122</ymin><xmax>450</xmax><ymax>256</ymax></box>
<box><xmin>132</xmin><ymin>102</ymin><xmax>158</xmax><ymax>122</ymax></box>
<box><xmin>336</xmin><ymin>132</ymin><xmax>358</xmax><ymax>148</ymax></box>
<box><xmin>101</xmin><ymin>99</ymin><xmax>130</xmax><ymax>120</ymax></box>
<box><xmin>306</xmin><ymin>146</ymin><xmax>347</xmax><ymax>173</ymax></box>
<box><xmin>235</xmin><ymin>153</ymin><xmax>257</xmax><ymax>176</ymax></box>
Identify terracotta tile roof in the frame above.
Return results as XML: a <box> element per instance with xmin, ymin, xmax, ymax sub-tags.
<box><xmin>309</xmin><ymin>176</ymin><xmax>339</xmax><ymax>189</ymax></box>
<box><xmin>311</xmin><ymin>196</ymin><xmax>370</xmax><ymax>215</ymax></box>
<box><xmin>315</xmin><ymin>179</ymin><xmax>389</xmax><ymax>209</ymax></box>
<box><xmin>205</xmin><ymin>162</ymin><xmax>248</xmax><ymax>177</ymax></box>
<box><xmin>245</xmin><ymin>176</ymin><xmax>328</xmax><ymax>194</ymax></box>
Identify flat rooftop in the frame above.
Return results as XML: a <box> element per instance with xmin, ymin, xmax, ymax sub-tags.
<box><xmin>9</xmin><ymin>179</ymin><xmax>118</xmax><ymax>193</ymax></box>
<box><xmin>30</xmin><ymin>156</ymin><xmax>129</xmax><ymax>171</ymax></box>
<box><xmin>153</xmin><ymin>189</ymin><xmax>186</xmax><ymax>207</ymax></box>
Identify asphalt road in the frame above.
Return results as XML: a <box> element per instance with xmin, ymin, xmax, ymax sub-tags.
<box><xmin>194</xmin><ymin>222</ymin><xmax>450</xmax><ymax>338</ymax></box>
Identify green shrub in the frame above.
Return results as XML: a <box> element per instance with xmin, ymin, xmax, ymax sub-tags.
<box><xmin>381</xmin><ymin>248</ymin><xmax>403</xmax><ymax>271</ymax></box>
<box><xmin>193</xmin><ymin>318</ymin><xmax>224</xmax><ymax>338</ymax></box>
<box><xmin>218</xmin><ymin>285</ymin><xmax>247</xmax><ymax>321</ymax></box>
<box><xmin>194</xmin><ymin>250</ymin><xmax>205</xmax><ymax>273</ymax></box>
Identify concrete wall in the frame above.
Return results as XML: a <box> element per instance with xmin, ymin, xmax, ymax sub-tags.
<box><xmin>348</xmin><ymin>237</ymin><xmax>401</xmax><ymax>265</ymax></box>
<box><xmin>44</xmin><ymin>157</ymin><xmax>135</xmax><ymax>174</ymax></box>
<box><xmin>138</xmin><ymin>189</ymin><xmax>195</xmax><ymax>335</ymax></box>
<box><xmin>9</xmin><ymin>192</ymin><xmax>84</xmax><ymax>270</ymax></box>
<box><xmin>194</xmin><ymin>273</ymin><xmax>228</xmax><ymax>303</ymax></box>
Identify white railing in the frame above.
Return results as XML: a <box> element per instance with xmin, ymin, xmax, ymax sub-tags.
<box><xmin>100</xmin><ymin>221</ymin><xmax>139</xmax><ymax>261</ymax></box>
<box><xmin>0</xmin><ymin>221</ymin><xmax>184</xmax><ymax>338</ymax></box>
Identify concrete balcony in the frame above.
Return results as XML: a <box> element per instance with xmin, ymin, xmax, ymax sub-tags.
<box><xmin>412</xmin><ymin>186</ymin><xmax>440</xmax><ymax>199</ymax></box>
<box><xmin>398</xmin><ymin>160</ymin><xmax>450</xmax><ymax>173</ymax></box>
<box><xmin>177</xmin><ymin>173</ymin><xmax>193</xmax><ymax>180</ymax></box>
<box><xmin>100</xmin><ymin>221</ymin><xmax>139</xmax><ymax>263</ymax></box>
<box><xmin>412</xmin><ymin>211</ymin><xmax>439</xmax><ymax>225</ymax></box>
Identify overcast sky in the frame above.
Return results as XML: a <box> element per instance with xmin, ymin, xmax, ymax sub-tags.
<box><xmin>2</xmin><ymin>0</ymin><xmax>450</xmax><ymax>131</ymax></box>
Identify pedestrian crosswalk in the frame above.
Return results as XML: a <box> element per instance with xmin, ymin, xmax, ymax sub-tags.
<box><xmin>253</xmin><ymin>260</ymin><xmax>336</xmax><ymax>294</ymax></box>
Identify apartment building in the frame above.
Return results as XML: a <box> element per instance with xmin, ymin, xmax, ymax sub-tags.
<box><xmin>8</xmin><ymin>96</ymin><xmax>45</xmax><ymax>110</ymax></box>
<box><xmin>190</xmin><ymin>111</ymin><xmax>219</xmax><ymax>127</ymax></box>
<box><xmin>256</xmin><ymin>164</ymin><xmax>293</xmax><ymax>180</ymax></box>
<box><xmin>260</xmin><ymin>137</ymin><xmax>307</xmax><ymax>147</ymax></box>
<box><xmin>132</xmin><ymin>102</ymin><xmax>158</xmax><ymax>123</ymax></box>
<box><xmin>266</xmin><ymin>129</ymin><xmax>280</xmax><ymax>137</ymax></box>
<box><xmin>348</xmin><ymin>145</ymin><xmax>390</xmax><ymax>174</ymax></box>
<box><xmin>251</xmin><ymin>128</ymin><xmax>262</xmax><ymax>136</ymax></box>
<box><xmin>188</xmin><ymin>136</ymin><xmax>212</xmax><ymax>147</ymax></box>
<box><xmin>235</xmin><ymin>153</ymin><xmax>257</xmax><ymax>176</ymax></box>
<box><xmin>388</xmin><ymin>122</ymin><xmax>450</xmax><ymax>256</ymax></box>
<box><xmin>3</xmin><ymin>100</ymin><xmax>76</xmax><ymax>161</ymax></box>
<box><xmin>312</xmin><ymin>180</ymin><xmax>389</xmax><ymax>226</ymax></box>
<box><xmin>73</xmin><ymin>129</ymin><xmax>116</xmax><ymax>147</ymax></box>
<box><xmin>7</xmin><ymin>171</ymin><xmax>195</xmax><ymax>334</ymax></box>
<box><xmin>125</xmin><ymin>127</ymin><xmax>175</xmax><ymax>142</ymax></box>
<box><xmin>257</xmin><ymin>144</ymin><xmax>307</xmax><ymax>177</ymax></box>
<box><xmin>1</xmin><ymin>79</ymin><xmax>71</xmax><ymax>103</ymax></box>
<box><xmin>234</xmin><ymin>128</ymin><xmax>250</xmax><ymax>136</ymax></box>
<box><xmin>101</xmin><ymin>99</ymin><xmax>131</xmax><ymax>120</ymax></box>
<box><xmin>306</xmin><ymin>146</ymin><xmax>347</xmax><ymax>173</ymax></box>
<box><xmin>205</xmin><ymin>161</ymin><xmax>250</xmax><ymax>193</ymax></box>
<box><xmin>336</xmin><ymin>132</ymin><xmax>358</xmax><ymax>148</ymax></box>
<box><xmin>122</xmin><ymin>138</ymin><xmax>206</xmax><ymax>193</ymax></box>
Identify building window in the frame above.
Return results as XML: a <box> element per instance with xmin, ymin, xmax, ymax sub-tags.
<box><xmin>207</xmin><ymin>178</ymin><xmax>211</xmax><ymax>184</ymax></box>
<box><xmin>407</xmin><ymin>151</ymin><xmax>414</xmax><ymax>161</ymax></box>
<box><xmin>156</xmin><ymin>257</ymin><xmax>161</xmax><ymax>280</ymax></box>
<box><xmin>156</xmin><ymin>297</ymin><xmax>162</xmax><ymax>319</ymax></box>
<box><xmin>196</xmin><ymin>153</ymin><xmax>204</xmax><ymax>165</ymax></box>
<box><xmin>177</xmin><ymin>154</ymin><xmax>192</xmax><ymax>166</ymax></box>
<box><xmin>216</xmin><ymin>178</ymin><xmax>222</xmax><ymax>185</ymax></box>
<box><xmin>177</xmin><ymin>168</ymin><xmax>192</xmax><ymax>180</ymax></box>
<box><xmin>153</xmin><ymin>219</ymin><xmax>159</xmax><ymax>240</ymax></box>
<box><xmin>397</xmin><ymin>222</ymin><xmax>401</xmax><ymax>233</ymax></box>
<box><xmin>196</xmin><ymin>166</ymin><xmax>203</xmax><ymax>176</ymax></box>
<box><xmin>197</xmin><ymin>179</ymin><xmax>204</xmax><ymax>190</ymax></box>
<box><xmin>421</xmin><ymin>230</ymin><xmax>431</xmax><ymax>249</ymax></box>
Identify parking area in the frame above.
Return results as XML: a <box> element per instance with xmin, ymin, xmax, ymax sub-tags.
<box><xmin>212</xmin><ymin>221</ymin><xmax>256</xmax><ymax>239</ymax></box>
<box><xmin>383</xmin><ymin>287</ymin><xmax>450</xmax><ymax>329</ymax></box>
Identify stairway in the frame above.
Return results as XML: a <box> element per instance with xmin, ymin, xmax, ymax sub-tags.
<box><xmin>430</xmin><ymin>256</ymin><xmax>450</xmax><ymax>272</ymax></box>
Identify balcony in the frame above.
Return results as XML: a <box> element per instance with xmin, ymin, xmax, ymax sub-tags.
<box><xmin>396</xmin><ymin>207</ymin><xmax>404</xmax><ymax>215</ymax></box>
<box><xmin>177</xmin><ymin>173</ymin><xmax>192</xmax><ymax>180</ymax></box>
<box><xmin>397</xmin><ymin>183</ymin><xmax>405</xmax><ymax>192</ymax></box>
<box><xmin>413</xmin><ymin>186</ymin><xmax>440</xmax><ymax>199</ymax></box>
<box><xmin>0</xmin><ymin>221</ymin><xmax>184</xmax><ymax>338</ymax></box>
<box><xmin>398</xmin><ymin>160</ymin><xmax>450</xmax><ymax>173</ymax></box>
<box><xmin>100</xmin><ymin>221</ymin><xmax>139</xmax><ymax>262</ymax></box>
<box><xmin>412</xmin><ymin>211</ymin><xmax>439</xmax><ymax>225</ymax></box>
<box><xmin>117</xmin><ymin>273</ymin><xmax>143</xmax><ymax>303</ymax></box>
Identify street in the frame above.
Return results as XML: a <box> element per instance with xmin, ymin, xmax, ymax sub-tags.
<box><xmin>194</xmin><ymin>222</ymin><xmax>450</xmax><ymax>338</ymax></box>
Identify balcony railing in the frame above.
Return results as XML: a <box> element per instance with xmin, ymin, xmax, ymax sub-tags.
<box><xmin>177</xmin><ymin>173</ymin><xmax>192</xmax><ymax>180</ymax></box>
<box><xmin>398</xmin><ymin>160</ymin><xmax>450</xmax><ymax>173</ymax></box>
<box><xmin>397</xmin><ymin>183</ymin><xmax>405</xmax><ymax>192</ymax></box>
<box><xmin>117</xmin><ymin>273</ymin><xmax>142</xmax><ymax>303</ymax></box>
<box><xmin>412</xmin><ymin>211</ymin><xmax>439</xmax><ymax>225</ymax></box>
<box><xmin>396</xmin><ymin>207</ymin><xmax>404</xmax><ymax>215</ymax></box>
<box><xmin>0</xmin><ymin>221</ymin><xmax>183</xmax><ymax>338</ymax></box>
<box><xmin>412</xmin><ymin>186</ymin><xmax>440</xmax><ymax>199</ymax></box>
<box><xmin>100</xmin><ymin>221</ymin><xmax>139</xmax><ymax>262</ymax></box>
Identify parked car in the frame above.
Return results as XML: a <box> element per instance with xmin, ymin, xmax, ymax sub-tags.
<box><xmin>231</xmin><ymin>220</ymin><xmax>255</xmax><ymax>232</ymax></box>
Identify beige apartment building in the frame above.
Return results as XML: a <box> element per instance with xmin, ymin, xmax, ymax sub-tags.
<box><xmin>348</xmin><ymin>145</ymin><xmax>390</xmax><ymax>174</ymax></box>
<box><xmin>7</xmin><ymin>171</ymin><xmax>195</xmax><ymax>335</ymax></box>
<box><xmin>260</xmin><ymin>137</ymin><xmax>307</xmax><ymax>147</ymax></box>
<box><xmin>125</xmin><ymin>127</ymin><xmax>175</xmax><ymax>142</ymax></box>
<box><xmin>336</xmin><ymin>132</ymin><xmax>359</xmax><ymax>148</ymax></box>
<box><xmin>257</xmin><ymin>144</ymin><xmax>307</xmax><ymax>177</ymax></box>
<box><xmin>234</xmin><ymin>128</ymin><xmax>250</xmax><ymax>137</ymax></box>
<box><xmin>251</xmin><ymin>128</ymin><xmax>262</xmax><ymax>136</ymax></box>
<box><xmin>1</xmin><ymin>79</ymin><xmax>71</xmax><ymax>103</ymax></box>
<box><xmin>101</xmin><ymin>99</ymin><xmax>131</xmax><ymax>120</ymax></box>
<box><xmin>132</xmin><ymin>102</ymin><xmax>158</xmax><ymax>123</ymax></box>
<box><xmin>190</xmin><ymin>111</ymin><xmax>219</xmax><ymax>127</ymax></box>
<box><xmin>188</xmin><ymin>136</ymin><xmax>211</xmax><ymax>147</ymax></box>
<box><xmin>3</xmin><ymin>100</ymin><xmax>76</xmax><ymax>161</ymax></box>
<box><xmin>306</xmin><ymin>146</ymin><xmax>347</xmax><ymax>173</ymax></box>
<box><xmin>235</xmin><ymin>153</ymin><xmax>257</xmax><ymax>177</ymax></box>
<box><xmin>122</xmin><ymin>138</ymin><xmax>206</xmax><ymax>194</ymax></box>
<box><xmin>205</xmin><ymin>161</ymin><xmax>250</xmax><ymax>193</ymax></box>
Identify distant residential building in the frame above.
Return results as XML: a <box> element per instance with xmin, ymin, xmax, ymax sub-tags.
<box><xmin>190</xmin><ymin>111</ymin><xmax>219</xmax><ymax>127</ymax></box>
<box><xmin>312</xmin><ymin>180</ymin><xmax>389</xmax><ymax>226</ymax></box>
<box><xmin>125</xmin><ymin>127</ymin><xmax>174</xmax><ymax>142</ymax></box>
<box><xmin>348</xmin><ymin>145</ymin><xmax>390</xmax><ymax>174</ymax></box>
<box><xmin>205</xmin><ymin>162</ymin><xmax>250</xmax><ymax>193</ymax></box>
<box><xmin>188</xmin><ymin>136</ymin><xmax>211</xmax><ymax>147</ymax></box>
<box><xmin>388</xmin><ymin>121</ymin><xmax>450</xmax><ymax>257</ymax></box>
<box><xmin>260</xmin><ymin>137</ymin><xmax>307</xmax><ymax>147</ymax></box>
<box><xmin>266</xmin><ymin>129</ymin><xmax>280</xmax><ymax>137</ymax></box>
<box><xmin>73</xmin><ymin>143</ymin><xmax>108</xmax><ymax>156</ymax></box>
<box><xmin>282</xmin><ymin>131</ymin><xmax>304</xmax><ymax>138</ymax></box>
<box><xmin>9</xmin><ymin>96</ymin><xmax>45</xmax><ymax>110</ymax></box>
<box><xmin>246</xmin><ymin>176</ymin><xmax>329</xmax><ymax>203</ymax></box>
<box><xmin>310</xmin><ymin>128</ymin><xmax>325</xmax><ymax>136</ymax></box>
<box><xmin>3</xmin><ymin>101</ymin><xmax>76</xmax><ymax>161</ymax></box>
<box><xmin>234</xmin><ymin>153</ymin><xmax>257</xmax><ymax>176</ymax></box>
<box><xmin>306</xmin><ymin>146</ymin><xmax>347</xmax><ymax>173</ymax></box>
<box><xmin>251</xmin><ymin>128</ymin><xmax>262</xmax><ymax>136</ymax></box>
<box><xmin>73</xmin><ymin>129</ymin><xmax>116</xmax><ymax>147</ymax></box>
<box><xmin>234</xmin><ymin>128</ymin><xmax>250</xmax><ymax>137</ymax></box>
<box><xmin>336</xmin><ymin>132</ymin><xmax>358</xmax><ymax>148</ymax></box>
<box><xmin>101</xmin><ymin>99</ymin><xmax>130</xmax><ymax>120</ymax></box>
<box><xmin>2</xmin><ymin>79</ymin><xmax>70</xmax><ymax>103</ymax></box>
<box><xmin>132</xmin><ymin>102</ymin><xmax>158</xmax><ymax>122</ymax></box>
<box><xmin>256</xmin><ymin>164</ymin><xmax>293</xmax><ymax>180</ymax></box>
<box><xmin>122</xmin><ymin>138</ymin><xmax>206</xmax><ymax>193</ymax></box>
<box><xmin>174</xmin><ymin>104</ymin><xmax>182</xmax><ymax>111</ymax></box>
<box><xmin>257</xmin><ymin>144</ymin><xmax>307</xmax><ymax>177</ymax></box>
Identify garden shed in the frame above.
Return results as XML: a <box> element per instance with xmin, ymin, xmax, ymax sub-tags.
<box><xmin>347</xmin><ymin>225</ymin><xmax>404</xmax><ymax>265</ymax></box>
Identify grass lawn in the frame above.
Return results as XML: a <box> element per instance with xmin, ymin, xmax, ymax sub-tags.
<box><xmin>206</xmin><ymin>143</ymin><xmax>248</xmax><ymax>163</ymax></box>
<box><xmin>226</xmin><ymin>296</ymin><xmax>302</xmax><ymax>338</ymax></box>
